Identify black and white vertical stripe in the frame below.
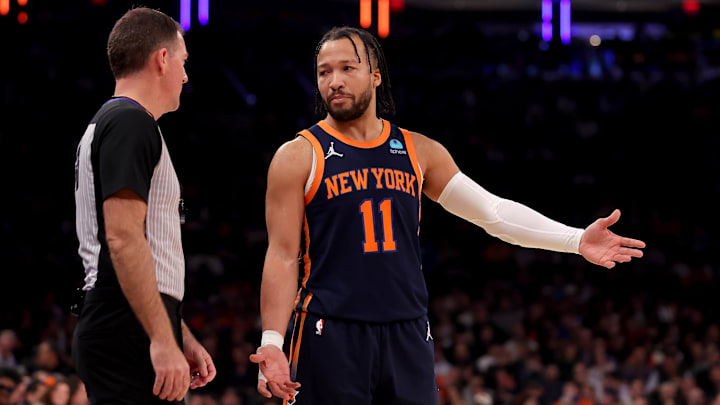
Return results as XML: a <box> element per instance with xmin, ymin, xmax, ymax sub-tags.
<box><xmin>75</xmin><ymin>124</ymin><xmax>101</xmax><ymax>291</ymax></box>
<box><xmin>145</xmin><ymin>131</ymin><xmax>184</xmax><ymax>300</ymax></box>
<box><xmin>75</xmin><ymin>126</ymin><xmax>185</xmax><ymax>301</ymax></box>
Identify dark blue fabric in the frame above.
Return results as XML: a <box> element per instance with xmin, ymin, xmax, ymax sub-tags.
<box><xmin>297</xmin><ymin>122</ymin><xmax>427</xmax><ymax>322</ymax></box>
<box><xmin>289</xmin><ymin>312</ymin><xmax>439</xmax><ymax>405</ymax></box>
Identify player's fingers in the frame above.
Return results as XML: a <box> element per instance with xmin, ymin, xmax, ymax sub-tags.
<box><xmin>614</xmin><ymin>254</ymin><xmax>632</xmax><ymax>263</ymax></box>
<box><xmin>603</xmin><ymin>261</ymin><xmax>616</xmax><ymax>269</ymax></box>
<box><xmin>619</xmin><ymin>247</ymin><xmax>643</xmax><ymax>258</ymax></box>
<box><xmin>284</xmin><ymin>381</ymin><xmax>301</xmax><ymax>390</ymax></box>
<box><xmin>276</xmin><ymin>380</ymin><xmax>295</xmax><ymax>397</ymax></box>
<box><xmin>249</xmin><ymin>353</ymin><xmax>265</xmax><ymax>364</ymax></box>
<box><xmin>269</xmin><ymin>381</ymin><xmax>292</xmax><ymax>400</ymax></box>
<box><xmin>257</xmin><ymin>380</ymin><xmax>272</xmax><ymax>398</ymax></box>
<box><xmin>622</xmin><ymin>237</ymin><xmax>646</xmax><ymax>248</ymax></box>
<box><xmin>602</xmin><ymin>209</ymin><xmax>621</xmax><ymax>227</ymax></box>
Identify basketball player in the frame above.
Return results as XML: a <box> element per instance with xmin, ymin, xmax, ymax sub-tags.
<box><xmin>250</xmin><ymin>27</ymin><xmax>645</xmax><ymax>404</ymax></box>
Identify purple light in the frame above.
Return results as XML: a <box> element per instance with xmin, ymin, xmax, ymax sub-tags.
<box><xmin>542</xmin><ymin>0</ymin><xmax>552</xmax><ymax>21</ymax></box>
<box><xmin>542</xmin><ymin>22</ymin><xmax>553</xmax><ymax>41</ymax></box>
<box><xmin>198</xmin><ymin>0</ymin><xmax>208</xmax><ymax>26</ymax></box>
<box><xmin>560</xmin><ymin>0</ymin><xmax>571</xmax><ymax>45</ymax></box>
<box><xmin>180</xmin><ymin>0</ymin><xmax>191</xmax><ymax>31</ymax></box>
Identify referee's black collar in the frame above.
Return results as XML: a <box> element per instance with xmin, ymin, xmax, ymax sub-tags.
<box><xmin>105</xmin><ymin>96</ymin><xmax>155</xmax><ymax>120</ymax></box>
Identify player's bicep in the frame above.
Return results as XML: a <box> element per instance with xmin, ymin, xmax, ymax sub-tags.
<box><xmin>413</xmin><ymin>134</ymin><xmax>460</xmax><ymax>202</ymax></box>
<box><xmin>264</xmin><ymin>139</ymin><xmax>311</xmax><ymax>262</ymax></box>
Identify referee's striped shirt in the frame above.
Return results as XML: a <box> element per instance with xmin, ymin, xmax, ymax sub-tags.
<box><xmin>74</xmin><ymin>98</ymin><xmax>185</xmax><ymax>301</ymax></box>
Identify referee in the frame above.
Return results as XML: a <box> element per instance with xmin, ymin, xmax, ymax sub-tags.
<box><xmin>72</xmin><ymin>8</ymin><xmax>215</xmax><ymax>404</ymax></box>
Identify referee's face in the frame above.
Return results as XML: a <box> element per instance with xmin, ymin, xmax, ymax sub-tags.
<box><xmin>165</xmin><ymin>31</ymin><xmax>189</xmax><ymax>112</ymax></box>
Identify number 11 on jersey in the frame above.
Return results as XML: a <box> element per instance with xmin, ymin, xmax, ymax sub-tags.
<box><xmin>359</xmin><ymin>199</ymin><xmax>397</xmax><ymax>253</ymax></box>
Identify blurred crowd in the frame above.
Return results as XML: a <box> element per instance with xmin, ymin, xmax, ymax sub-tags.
<box><xmin>2</xmin><ymin>250</ymin><xmax>720</xmax><ymax>405</ymax></box>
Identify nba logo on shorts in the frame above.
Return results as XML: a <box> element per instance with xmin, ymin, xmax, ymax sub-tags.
<box><xmin>315</xmin><ymin>319</ymin><xmax>324</xmax><ymax>335</ymax></box>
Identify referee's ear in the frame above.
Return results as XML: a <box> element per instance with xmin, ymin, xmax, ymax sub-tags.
<box><xmin>150</xmin><ymin>48</ymin><xmax>170</xmax><ymax>76</ymax></box>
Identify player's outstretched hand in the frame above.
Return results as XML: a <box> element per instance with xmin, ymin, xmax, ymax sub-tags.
<box><xmin>579</xmin><ymin>209</ymin><xmax>645</xmax><ymax>269</ymax></box>
<box><xmin>250</xmin><ymin>345</ymin><xmax>301</xmax><ymax>401</ymax></box>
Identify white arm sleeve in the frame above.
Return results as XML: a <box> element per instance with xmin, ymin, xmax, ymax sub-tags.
<box><xmin>437</xmin><ymin>172</ymin><xmax>584</xmax><ymax>254</ymax></box>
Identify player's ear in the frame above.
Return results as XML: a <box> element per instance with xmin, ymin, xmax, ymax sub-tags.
<box><xmin>372</xmin><ymin>68</ymin><xmax>382</xmax><ymax>89</ymax></box>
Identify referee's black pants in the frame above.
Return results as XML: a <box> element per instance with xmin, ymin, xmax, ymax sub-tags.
<box><xmin>72</xmin><ymin>287</ymin><xmax>184</xmax><ymax>405</ymax></box>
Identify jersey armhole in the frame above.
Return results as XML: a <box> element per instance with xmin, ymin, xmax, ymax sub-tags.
<box><xmin>298</xmin><ymin>130</ymin><xmax>325</xmax><ymax>205</ymax></box>
<box><xmin>399</xmin><ymin>128</ymin><xmax>423</xmax><ymax>199</ymax></box>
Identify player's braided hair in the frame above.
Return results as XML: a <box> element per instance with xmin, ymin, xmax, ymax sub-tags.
<box><xmin>313</xmin><ymin>26</ymin><xmax>396</xmax><ymax>117</ymax></box>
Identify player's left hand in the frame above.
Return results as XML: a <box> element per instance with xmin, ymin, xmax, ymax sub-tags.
<box><xmin>579</xmin><ymin>209</ymin><xmax>645</xmax><ymax>269</ymax></box>
<box><xmin>250</xmin><ymin>345</ymin><xmax>300</xmax><ymax>401</ymax></box>
<box><xmin>183</xmin><ymin>335</ymin><xmax>217</xmax><ymax>389</ymax></box>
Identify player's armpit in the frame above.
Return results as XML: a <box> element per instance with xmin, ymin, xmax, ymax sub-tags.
<box><xmin>407</xmin><ymin>131</ymin><xmax>460</xmax><ymax>201</ymax></box>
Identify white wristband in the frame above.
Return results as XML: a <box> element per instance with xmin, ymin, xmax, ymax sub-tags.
<box><xmin>261</xmin><ymin>330</ymin><xmax>284</xmax><ymax>350</ymax></box>
<box><xmin>258</xmin><ymin>330</ymin><xmax>284</xmax><ymax>383</ymax></box>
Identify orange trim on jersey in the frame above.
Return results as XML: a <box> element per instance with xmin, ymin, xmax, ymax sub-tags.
<box><xmin>301</xmin><ymin>216</ymin><xmax>312</xmax><ymax>288</ymax></box>
<box><xmin>317</xmin><ymin>119</ymin><xmax>391</xmax><ymax>149</ymax></box>
<box><xmin>289</xmin><ymin>295</ymin><xmax>313</xmax><ymax>378</ymax></box>
<box><xmin>298</xmin><ymin>130</ymin><xmax>325</xmax><ymax>205</ymax></box>
<box><xmin>287</xmin><ymin>313</ymin><xmax>300</xmax><ymax>368</ymax></box>
<box><xmin>293</xmin><ymin>290</ymin><xmax>301</xmax><ymax>308</ymax></box>
<box><xmin>401</xmin><ymin>128</ymin><xmax>423</xmax><ymax>233</ymax></box>
<box><xmin>400</xmin><ymin>128</ymin><xmax>423</xmax><ymax>201</ymax></box>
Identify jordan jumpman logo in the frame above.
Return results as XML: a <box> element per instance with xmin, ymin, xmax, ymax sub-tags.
<box><xmin>325</xmin><ymin>142</ymin><xmax>344</xmax><ymax>160</ymax></box>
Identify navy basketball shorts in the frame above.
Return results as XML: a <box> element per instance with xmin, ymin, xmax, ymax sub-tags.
<box><xmin>284</xmin><ymin>311</ymin><xmax>439</xmax><ymax>405</ymax></box>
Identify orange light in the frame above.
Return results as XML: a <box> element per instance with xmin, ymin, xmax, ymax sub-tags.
<box><xmin>17</xmin><ymin>10</ymin><xmax>27</xmax><ymax>23</ymax></box>
<box><xmin>0</xmin><ymin>0</ymin><xmax>9</xmax><ymax>16</ymax></box>
<box><xmin>17</xmin><ymin>0</ymin><xmax>27</xmax><ymax>6</ymax></box>
<box><xmin>378</xmin><ymin>0</ymin><xmax>390</xmax><ymax>38</ymax></box>
<box><xmin>360</xmin><ymin>0</ymin><xmax>371</xmax><ymax>28</ymax></box>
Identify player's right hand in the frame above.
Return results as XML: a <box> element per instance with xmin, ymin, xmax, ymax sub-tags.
<box><xmin>150</xmin><ymin>339</ymin><xmax>191</xmax><ymax>401</ymax></box>
<box><xmin>250</xmin><ymin>345</ymin><xmax>301</xmax><ymax>400</ymax></box>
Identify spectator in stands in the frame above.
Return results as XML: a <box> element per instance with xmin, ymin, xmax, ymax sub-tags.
<box><xmin>0</xmin><ymin>332</ymin><xmax>18</xmax><ymax>369</ymax></box>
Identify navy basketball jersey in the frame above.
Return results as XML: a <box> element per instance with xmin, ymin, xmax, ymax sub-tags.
<box><xmin>294</xmin><ymin>119</ymin><xmax>428</xmax><ymax>322</ymax></box>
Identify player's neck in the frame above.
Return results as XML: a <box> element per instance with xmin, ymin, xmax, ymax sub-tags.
<box><xmin>114</xmin><ymin>76</ymin><xmax>164</xmax><ymax>120</ymax></box>
<box><xmin>324</xmin><ymin>113</ymin><xmax>384</xmax><ymax>143</ymax></box>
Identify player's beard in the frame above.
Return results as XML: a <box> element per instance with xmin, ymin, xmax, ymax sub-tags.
<box><xmin>324</xmin><ymin>84</ymin><xmax>373</xmax><ymax>122</ymax></box>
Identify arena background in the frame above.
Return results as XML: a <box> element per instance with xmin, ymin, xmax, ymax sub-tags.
<box><xmin>1</xmin><ymin>0</ymin><xmax>720</xmax><ymax>404</ymax></box>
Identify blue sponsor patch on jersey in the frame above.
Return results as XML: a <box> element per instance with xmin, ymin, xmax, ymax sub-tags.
<box><xmin>389</xmin><ymin>139</ymin><xmax>404</xmax><ymax>149</ymax></box>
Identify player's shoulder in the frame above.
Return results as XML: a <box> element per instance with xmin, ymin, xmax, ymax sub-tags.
<box><xmin>268</xmin><ymin>134</ymin><xmax>313</xmax><ymax>179</ymax></box>
<box><xmin>395</xmin><ymin>127</ymin><xmax>443</xmax><ymax>154</ymax></box>
<box><xmin>275</xmin><ymin>134</ymin><xmax>313</xmax><ymax>159</ymax></box>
